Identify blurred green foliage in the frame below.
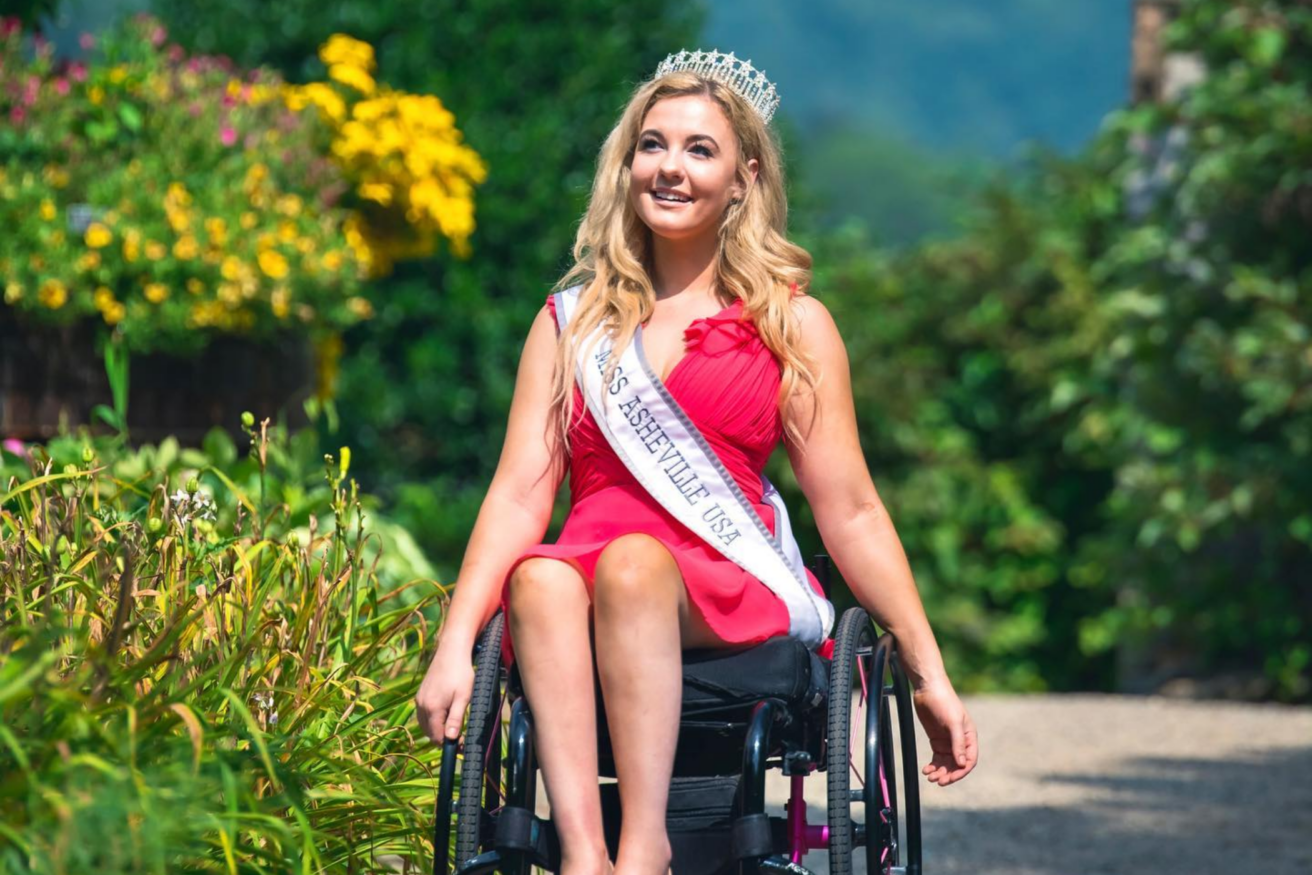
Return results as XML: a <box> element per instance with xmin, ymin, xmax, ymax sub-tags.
<box><xmin>1</xmin><ymin>420</ymin><xmax>447</xmax><ymax>873</ymax></box>
<box><xmin>795</xmin><ymin>0</ymin><xmax>1311</xmax><ymax>699</ymax></box>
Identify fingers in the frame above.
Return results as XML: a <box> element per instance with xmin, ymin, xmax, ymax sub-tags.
<box><xmin>416</xmin><ymin>687</ymin><xmax>453</xmax><ymax>744</ymax></box>
<box><xmin>922</xmin><ymin>714</ymin><xmax>978</xmax><ymax>786</ymax></box>
<box><xmin>445</xmin><ymin>691</ymin><xmax>469</xmax><ymax>741</ymax></box>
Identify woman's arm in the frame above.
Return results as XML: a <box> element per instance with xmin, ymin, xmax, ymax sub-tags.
<box><xmin>437</xmin><ymin>303</ymin><xmax>569</xmax><ymax>655</ymax></box>
<box><xmin>781</xmin><ymin>295</ymin><xmax>947</xmax><ymax>689</ymax></box>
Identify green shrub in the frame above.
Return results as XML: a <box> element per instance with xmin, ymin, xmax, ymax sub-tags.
<box><xmin>0</xmin><ymin>420</ymin><xmax>450</xmax><ymax>873</ymax></box>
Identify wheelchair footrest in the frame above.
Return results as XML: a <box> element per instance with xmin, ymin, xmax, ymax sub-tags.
<box><xmin>492</xmin><ymin>805</ymin><xmax>560</xmax><ymax>870</ymax></box>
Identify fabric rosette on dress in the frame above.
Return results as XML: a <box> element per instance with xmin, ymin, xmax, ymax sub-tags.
<box><xmin>682</xmin><ymin>309</ymin><xmax>760</xmax><ymax>359</ymax></box>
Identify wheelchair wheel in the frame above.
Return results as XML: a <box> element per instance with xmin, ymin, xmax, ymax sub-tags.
<box><xmin>826</xmin><ymin>606</ymin><xmax>922</xmax><ymax>875</ymax></box>
<box><xmin>433</xmin><ymin>613</ymin><xmax>506</xmax><ymax>874</ymax></box>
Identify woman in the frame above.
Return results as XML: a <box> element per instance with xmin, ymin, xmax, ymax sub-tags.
<box><xmin>416</xmin><ymin>49</ymin><xmax>978</xmax><ymax>875</ymax></box>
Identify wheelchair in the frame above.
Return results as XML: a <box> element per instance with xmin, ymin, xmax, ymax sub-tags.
<box><xmin>433</xmin><ymin>554</ymin><xmax>924</xmax><ymax>875</ymax></box>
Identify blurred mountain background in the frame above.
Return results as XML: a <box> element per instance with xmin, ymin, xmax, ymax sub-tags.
<box><xmin>705</xmin><ymin>0</ymin><xmax>1133</xmax><ymax>245</ymax></box>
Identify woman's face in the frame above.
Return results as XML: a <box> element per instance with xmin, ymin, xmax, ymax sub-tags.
<box><xmin>628</xmin><ymin>94</ymin><xmax>758</xmax><ymax>243</ymax></box>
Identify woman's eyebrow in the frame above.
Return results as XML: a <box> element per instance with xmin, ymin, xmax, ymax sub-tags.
<box><xmin>638</xmin><ymin>129</ymin><xmax>720</xmax><ymax>149</ymax></box>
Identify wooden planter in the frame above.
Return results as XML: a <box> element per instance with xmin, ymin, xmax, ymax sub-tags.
<box><xmin>0</xmin><ymin>305</ymin><xmax>313</xmax><ymax>446</ymax></box>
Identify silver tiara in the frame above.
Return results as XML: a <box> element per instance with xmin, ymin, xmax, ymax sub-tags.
<box><xmin>654</xmin><ymin>49</ymin><xmax>781</xmax><ymax>124</ymax></box>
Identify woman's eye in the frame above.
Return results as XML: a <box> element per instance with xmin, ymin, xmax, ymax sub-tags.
<box><xmin>638</xmin><ymin>139</ymin><xmax>712</xmax><ymax>157</ymax></box>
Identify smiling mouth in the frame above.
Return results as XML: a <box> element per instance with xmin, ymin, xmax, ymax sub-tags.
<box><xmin>651</xmin><ymin>190</ymin><xmax>693</xmax><ymax>204</ymax></box>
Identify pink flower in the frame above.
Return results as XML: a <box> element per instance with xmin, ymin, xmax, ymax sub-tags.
<box><xmin>0</xmin><ymin>17</ymin><xmax>21</xmax><ymax>38</ymax></box>
<box><xmin>2</xmin><ymin>438</ymin><xmax>28</xmax><ymax>459</ymax></box>
<box><xmin>69</xmin><ymin>61</ymin><xmax>87</xmax><ymax>82</ymax></box>
<box><xmin>54</xmin><ymin>77</ymin><xmax>70</xmax><ymax>95</ymax></box>
<box><xmin>220</xmin><ymin>126</ymin><xmax>237</xmax><ymax>146</ymax></box>
<box><xmin>167</xmin><ymin>44</ymin><xmax>184</xmax><ymax>62</ymax></box>
<box><xmin>79</xmin><ymin>32</ymin><xmax>95</xmax><ymax>50</ymax></box>
<box><xmin>221</xmin><ymin>91</ymin><xmax>235</xmax><ymax>107</ymax></box>
<box><xmin>150</xmin><ymin>26</ymin><xmax>166</xmax><ymax>47</ymax></box>
<box><xmin>9</xmin><ymin>106</ymin><xmax>26</xmax><ymax>125</ymax></box>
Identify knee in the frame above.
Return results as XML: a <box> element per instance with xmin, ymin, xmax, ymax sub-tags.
<box><xmin>507</xmin><ymin>557</ymin><xmax>589</xmax><ymax>620</ymax></box>
<box><xmin>593</xmin><ymin>533</ymin><xmax>680</xmax><ymax>614</ymax></box>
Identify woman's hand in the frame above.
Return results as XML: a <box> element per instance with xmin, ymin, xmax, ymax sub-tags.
<box><xmin>911</xmin><ymin>675</ymin><xmax>978</xmax><ymax>786</ymax></box>
<box><xmin>415</xmin><ymin>640</ymin><xmax>476</xmax><ymax>745</ymax></box>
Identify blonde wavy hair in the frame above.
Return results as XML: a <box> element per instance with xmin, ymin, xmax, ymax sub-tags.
<box><xmin>547</xmin><ymin>68</ymin><xmax>821</xmax><ymax>459</ymax></box>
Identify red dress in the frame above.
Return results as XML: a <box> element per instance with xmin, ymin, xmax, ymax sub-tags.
<box><xmin>498</xmin><ymin>292</ymin><xmax>830</xmax><ymax>665</ymax></box>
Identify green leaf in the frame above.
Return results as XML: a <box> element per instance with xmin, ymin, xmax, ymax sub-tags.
<box><xmin>1250</xmin><ymin>28</ymin><xmax>1286</xmax><ymax>67</ymax></box>
<box><xmin>117</xmin><ymin>102</ymin><xmax>144</xmax><ymax>132</ymax></box>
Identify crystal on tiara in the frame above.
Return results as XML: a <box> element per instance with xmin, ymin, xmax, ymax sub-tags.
<box><xmin>654</xmin><ymin>48</ymin><xmax>781</xmax><ymax>124</ymax></box>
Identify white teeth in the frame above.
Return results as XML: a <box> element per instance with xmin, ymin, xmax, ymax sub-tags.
<box><xmin>653</xmin><ymin>191</ymin><xmax>690</xmax><ymax>202</ymax></box>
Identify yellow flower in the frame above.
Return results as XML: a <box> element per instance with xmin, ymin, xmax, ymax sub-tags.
<box><xmin>43</xmin><ymin>165</ymin><xmax>70</xmax><ymax>188</ymax></box>
<box><xmin>89</xmin><ymin>86</ymin><xmax>104</xmax><ymax>105</ymax></box>
<box><xmin>84</xmin><ymin>223</ymin><xmax>114</xmax><ymax>249</ymax></box>
<box><xmin>4</xmin><ymin>282</ymin><xmax>23</xmax><ymax>304</ymax></box>
<box><xmin>218</xmin><ymin>282</ymin><xmax>242</xmax><ymax>305</ymax></box>
<box><xmin>277</xmin><ymin>221</ymin><xmax>297</xmax><ymax>243</ymax></box>
<box><xmin>329</xmin><ymin>63</ymin><xmax>376</xmax><ymax>95</ymax></box>
<box><xmin>145</xmin><ymin>241</ymin><xmax>167</xmax><ymax>261</ymax></box>
<box><xmin>271</xmin><ymin>287</ymin><xmax>290</xmax><ymax>318</ymax></box>
<box><xmin>275</xmin><ymin>194</ymin><xmax>303</xmax><ymax>217</ymax></box>
<box><xmin>186</xmin><ymin>278</ymin><xmax>205</xmax><ymax>295</ymax></box>
<box><xmin>102</xmin><ymin>302</ymin><xmax>126</xmax><ymax>325</ymax></box>
<box><xmin>249</xmin><ymin>84</ymin><xmax>275</xmax><ymax>105</ymax></box>
<box><xmin>240</xmin><ymin>211</ymin><xmax>258</xmax><ymax>230</ymax></box>
<box><xmin>204</xmin><ymin>217</ymin><xmax>228</xmax><ymax>245</ymax></box>
<box><xmin>258</xmin><ymin>250</ymin><xmax>289</xmax><ymax>280</ymax></box>
<box><xmin>40</xmin><ymin>200</ymin><xmax>57</xmax><ymax>222</ymax></box>
<box><xmin>347</xmin><ymin>296</ymin><xmax>374</xmax><ymax>319</ymax></box>
<box><xmin>123</xmin><ymin>238</ymin><xmax>140</xmax><ymax>263</ymax></box>
<box><xmin>108</xmin><ymin>65</ymin><xmax>128</xmax><ymax>84</ymax></box>
<box><xmin>144</xmin><ymin>282</ymin><xmax>169</xmax><ymax>303</ymax></box>
<box><xmin>359</xmin><ymin>182</ymin><xmax>393</xmax><ymax>205</ymax></box>
<box><xmin>220</xmin><ymin>256</ymin><xmax>244</xmax><ymax>281</ymax></box>
<box><xmin>173</xmin><ymin>236</ymin><xmax>200</xmax><ymax>260</ymax></box>
<box><xmin>322</xmin><ymin>250</ymin><xmax>344</xmax><ymax>271</ymax></box>
<box><xmin>77</xmin><ymin>251</ymin><xmax>101</xmax><ymax>271</ymax></box>
<box><xmin>319</xmin><ymin>34</ymin><xmax>375</xmax><ymax>72</ymax></box>
<box><xmin>166</xmin><ymin>182</ymin><xmax>193</xmax><ymax>206</ymax></box>
<box><xmin>299</xmin><ymin>82</ymin><xmax>346</xmax><ymax>124</ymax></box>
<box><xmin>94</xmin><ymin>286</ymin><xmax>115</xmax><ymax>309</ymax></box>
<box><xmin>39</xmin><ymin>279</ymin><xmax>67</xmax><ymax>309</ymax></box>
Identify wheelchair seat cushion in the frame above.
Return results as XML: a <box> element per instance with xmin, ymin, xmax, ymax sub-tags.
<box><xmin>680</xmin><ymin>635</ymin><xmax>829</xmax><ymax>718</ymax></box>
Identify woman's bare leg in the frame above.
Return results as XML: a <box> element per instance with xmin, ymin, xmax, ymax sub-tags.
<box><xmin>592</xmin><ymin>534</ymin><xmax>728</xmax><ymax>875</ymax></box>
<box><xmin>507</xmin><ymin>557</ymin><xmax>612</xmax><ymax>875</ymax></box>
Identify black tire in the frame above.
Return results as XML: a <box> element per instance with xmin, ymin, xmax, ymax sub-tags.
<box><xmin>451</xmin><ymin>614</ymin><xmax>506</xmax><ymax>870</ymax></box>
<box><xmin>826</xmin><ymin>606</ymin><xmax>873</xmax><ymax>875</ymax></box>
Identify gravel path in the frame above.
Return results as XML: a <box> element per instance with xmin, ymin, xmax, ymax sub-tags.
<box><xmin>765</xmin><ymin>693</ymin><xmax>1312</xmax><ymax>875</ymax></box>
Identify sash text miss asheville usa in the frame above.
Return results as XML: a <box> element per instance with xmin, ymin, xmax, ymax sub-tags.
<box><xmin>593</xmin><ymin>346</ymin><xmax>743</xmax><ymax>547</ymax></box>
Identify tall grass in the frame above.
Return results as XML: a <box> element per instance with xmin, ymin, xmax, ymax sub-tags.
<box><xmin>1</xmin><ymin>417</ymin><xmax>449</xmax><ymax>874</ymax></box>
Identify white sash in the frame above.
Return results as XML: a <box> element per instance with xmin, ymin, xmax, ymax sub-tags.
<box><xmin>554</xmin><ymin>285</ymin><xmax>834</xmax><ymax>648</ymax></box>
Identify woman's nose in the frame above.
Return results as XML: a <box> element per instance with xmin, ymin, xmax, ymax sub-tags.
<box><xmin>658</xmin><ymin>148</ymin><xmax>684</xmax><ymax>178</ymax></box>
